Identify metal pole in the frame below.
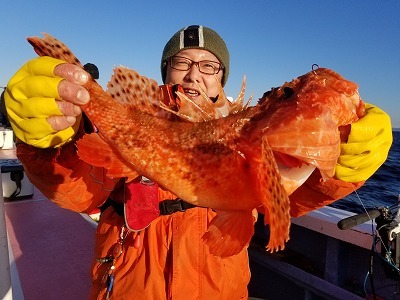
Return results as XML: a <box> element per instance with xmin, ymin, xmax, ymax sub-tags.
<box><xmin>0</xmin><ymin>175</ymin><xmax>13</xmax><ymax>299</ymax></box>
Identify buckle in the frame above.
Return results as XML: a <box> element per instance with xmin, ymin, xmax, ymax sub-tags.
<box><xmin>159</xmin><ymin>199</ymin><xmax>191</xmax><ymax>215</ymax></box>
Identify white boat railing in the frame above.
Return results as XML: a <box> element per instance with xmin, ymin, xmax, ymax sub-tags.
<box><xmin>0</xmin><ymin>175</ymin><xmax>13</xmax><ymax>299</ymax></box>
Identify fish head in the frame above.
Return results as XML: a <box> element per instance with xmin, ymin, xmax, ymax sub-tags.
<box><xmin>242</xmin><ymin>67</ymin><xmax>365</xmax><ymax>194</ymax></box>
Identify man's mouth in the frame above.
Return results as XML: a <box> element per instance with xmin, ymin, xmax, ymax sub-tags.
<box><xmin>184</xmin><ymin>88</ymin><xmax>200</xmax><ymax>98</ymax></box>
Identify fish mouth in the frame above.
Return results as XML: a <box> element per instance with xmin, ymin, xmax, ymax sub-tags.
<box><xmin>278</xmin><ymin>162</ymin><xmax>316</xmax><ymax>195</ymax></box>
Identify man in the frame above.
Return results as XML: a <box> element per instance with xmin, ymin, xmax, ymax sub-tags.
<box><xmin>4</xmin><ymin>25</ymin><xmax>392</xmax><ymax>299</ymax></box>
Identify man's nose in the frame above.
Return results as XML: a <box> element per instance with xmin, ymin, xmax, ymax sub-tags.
<box><xmin>184</xmin><ymin>63</ymin><xmax>202</xmax><ymax>82</ymax></box>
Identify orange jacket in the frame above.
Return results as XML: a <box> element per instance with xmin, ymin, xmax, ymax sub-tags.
<box><xmin>16</xmin><ymin>142</ymin><xmax>250</xmax><ymax>299</ymax></box>
<box><xmin>16</xmin><ymin>139</ymin><xmax>363</xmax><ymax>299</ymax></box>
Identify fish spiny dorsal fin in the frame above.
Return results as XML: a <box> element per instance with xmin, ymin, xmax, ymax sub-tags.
<box><xmin>163</xmin><ymin>78</ymin><xmax>225</xmax><ymax>122</ymax></box>
<box><xmin>165</xmin><ymin>78</ymin><xmax>233</xmax><ymax>122</ymax></box>
<box><xmin>158</xmin><ymin>76</ymin><xmax>250</xmax><ymax>122</ymax></box>
<box><xmin>212</xmin><ymin>79</ymin><xmax>231</xmax><ymax>118</ymax></box>
<box><xmin>27</xmin><ymin>33</ymin><xmax>83</xmax><ymax>67</ymax></box>
<box><xmin>107</xmin><ymin>66</ymin><xmax>170</xmax><ymax>118</ymax></box>
<box><xmin>229</xmin><ymin>76</ymin><xmax>252</xmax><ymax>114</ymax></box>
<box><xmin>159</xmin><ymin>96</ymin><xmax>207</xmax><ymax>122</ymax></box>
<box><xmin>174</xmin><ymin>90</ymin><xmax>215</xmax><ymax>122</ymax></box>
<box><xmin>194</xmin><ymin>80</ymin><xmax>225</xmax><ymax>119</ymax></box>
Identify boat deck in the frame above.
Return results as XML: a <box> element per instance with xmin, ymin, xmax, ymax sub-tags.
<box><xmin>4</xmin><ymin>188</ymin><xmax>96</xmax><ymax>300</ymax></box>
<box><xmin>1</xmin><ymin>153</ymin><xmax>398</xmax><ymax>299</ymax></box>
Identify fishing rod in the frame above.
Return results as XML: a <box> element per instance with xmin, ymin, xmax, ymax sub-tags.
<box><xmin>337</xmin><ymin>202</ymin><xmax>399</xmax><ymax>231</ymax></box>
<box><xmin>337</xmin><ymin>195</ymin><xmax>400</xmax><ymax>299</ymax></box>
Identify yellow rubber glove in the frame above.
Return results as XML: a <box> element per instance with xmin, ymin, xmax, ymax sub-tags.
<box><xmin>335</xmin><ymin>103</ymin><xmax>393</xmax><ymax>182</ymax></box>
<box><xmin>5</xmin><ymin>56</ymin><xmax>81</xmax><ymax>148</ymax></box>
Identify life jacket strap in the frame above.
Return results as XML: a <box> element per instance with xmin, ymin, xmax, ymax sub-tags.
<box><xmin>159</xmin><ymin>198</ymin><xmax>197</xmax><ymax>215</ymax></box>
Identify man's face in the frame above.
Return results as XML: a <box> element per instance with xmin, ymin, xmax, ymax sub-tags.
<box><xmin>164</xmin><ymin>49</ymin><xmax>224</xmax><ymax>102</ymax></box>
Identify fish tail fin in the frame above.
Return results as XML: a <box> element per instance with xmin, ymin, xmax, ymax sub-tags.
<box><xmin>202</xmin><ymin>210</ymin><xmax>254</xmax><ymax>257</ymax></box>
<box><xmin>27</xmin><ymin>33</ymin><xmax>83</xmax><ymax>67</ymax></box>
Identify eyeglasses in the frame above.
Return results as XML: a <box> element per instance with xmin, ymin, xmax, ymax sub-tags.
<box><xmin>168</xmin><ymin>56</ymin><xmax>223</xmax><ymax>75</ymax></box>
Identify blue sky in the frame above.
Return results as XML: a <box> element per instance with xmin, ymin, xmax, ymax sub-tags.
<box><xmin>1</xmin><ymin>1</ymin><xmax>399</xmax><ymax>127</ymax></box>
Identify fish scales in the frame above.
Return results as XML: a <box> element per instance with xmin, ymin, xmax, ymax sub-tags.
<box><xmin>27</xmin><ymin>34</ymin><xmax>270</xmax><ymax>211</ymax></box>
<box><xmin>25</xmin><ymin>33</ymin><xmax>364</xmax><ymax>256</ymax></box>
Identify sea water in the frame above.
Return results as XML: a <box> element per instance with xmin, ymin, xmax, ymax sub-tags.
<box><xmin>330</xmin><ymin>130</ymin><xmax>400</xmax><ymax>213</ymax></box>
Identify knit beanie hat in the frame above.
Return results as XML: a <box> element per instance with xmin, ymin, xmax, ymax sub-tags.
<box><xmin>161</xmin><ymin>25</ymin><xmax>230</xmax><ymax>86</ymax></box>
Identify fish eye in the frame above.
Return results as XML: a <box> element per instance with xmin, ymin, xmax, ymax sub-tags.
<box><xmin>283</xmin><ymin>87</ymin><xmax>294</xmax><ymax>99</ymax></box>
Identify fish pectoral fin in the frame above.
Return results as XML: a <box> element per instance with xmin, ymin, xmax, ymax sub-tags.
<box><xmin>77</xmin><ymin>133</ymin><xmax>139</xmax><ymax>180</ymax></box>
<box><xmin>202</xmin><ymin>210</ymin><xmax>254</xmax><ymax>258</ymax></box>
<box><xmin>259</xmin><ymin>137</ymin><xmax>291</xmax><ymax>252</ymax></box>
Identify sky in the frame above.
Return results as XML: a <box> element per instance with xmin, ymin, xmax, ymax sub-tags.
<box><xmin>1</xmin><ymin>1</ymin><xmax>399</xmax><ymax>127</ymax></box>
